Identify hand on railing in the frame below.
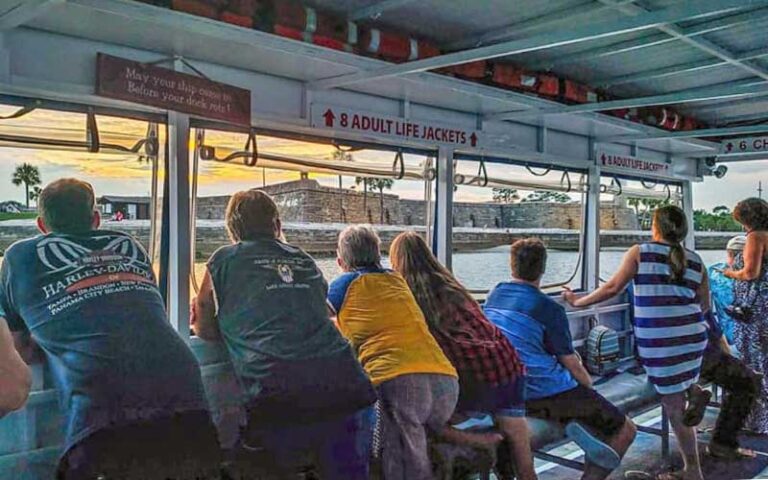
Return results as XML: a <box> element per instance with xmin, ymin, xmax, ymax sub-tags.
<box><xmin>561</xmin><ymin>286</ymin><xmax>579</xmax><ymax>307</ymax></box>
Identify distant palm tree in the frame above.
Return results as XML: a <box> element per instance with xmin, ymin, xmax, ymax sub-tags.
<box><xmin>356</xmin><ymin>177</ymin><xmax>395</xmax><ymax>224</ymax></box>
<box><xmin>29</xmin><ymin>186</ymin><xmax>43</xmax><ymax>207</ymax></box>
<box><xmin>492</xmin><ymin>187</ymin><xmax>519</xmax><ymax>203</ymax></box>
<box><xmin>11</xmin><ymin>163</ymin><xmax>41</xmax><ymax>209</ymax></box>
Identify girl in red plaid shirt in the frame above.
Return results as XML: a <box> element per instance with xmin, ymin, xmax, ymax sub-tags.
<box><xmin>391</xmin><ymin>232</ymin><xmax>536</xmax><ymax>480</ymax></box>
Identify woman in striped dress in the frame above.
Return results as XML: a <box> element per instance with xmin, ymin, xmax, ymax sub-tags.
<box><xmin>563</xmin><ymin>205</ymin><xmax>710</xmax><ymax>480</ymax></box>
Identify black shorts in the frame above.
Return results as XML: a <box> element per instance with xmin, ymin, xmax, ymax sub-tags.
<box><xmin>525</xmin><ymin>384</ymin><xmax>626</xmax><ymax>439</ymax></box>
<box><xmin>57</xmin><ymin>410</ymin><xmax>221</xmax><ymax>480</ymax></box>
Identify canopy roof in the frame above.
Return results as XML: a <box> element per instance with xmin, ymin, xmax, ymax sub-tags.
<box><xmin>307</xmin><ymin>0</ymin><xmax>768</xmax><ymax>128</ymax></box>
<box><xmin>3</xmin><ymin>0</ymin><xmax>767</xmax><ymax>163</ymax></box>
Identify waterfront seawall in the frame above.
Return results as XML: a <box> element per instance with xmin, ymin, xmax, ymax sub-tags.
<box><xmin>0</xmin><ymin>220</ymin><xmax>738</xmax><ymax>258</ymax></box>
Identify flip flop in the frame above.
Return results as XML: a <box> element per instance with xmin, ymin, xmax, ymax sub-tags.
<box><xmin>655</xmin><ymin>471</ymin><xmax>685</xmax><ymax>480</ymax></box>
<box><xmin>625</xmin><ymin>470</ymin><xmax>688</xmax><ymax>480</ymax></box>
<box><xmin>683</xmin><ymin>386</ymin><xmax>712</xmax><ymax>427</ymax></box>
<box><xmin>624</xmin><ymin>471</ymin><xmax>654</xmax><ymax>480</ymax></box>
<box><xmin>565</xmin><ymin>421</ymin><xmax>621</xmax><ymax>470</ymax></box>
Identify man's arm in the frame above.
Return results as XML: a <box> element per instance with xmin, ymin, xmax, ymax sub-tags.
<box><xmin>558</xmin><ymin>353</ymin><xmax>593</xmax><ymax>389</ymax></box>
<box><xmin>192</xmin><ymin>269</ymin><xmax>221</xmax><ymax>341</ymax></box>
<box><xmin>0</xmin><ymin>317</ymin><xmax>31</xmax><ymax>416</ymax></box>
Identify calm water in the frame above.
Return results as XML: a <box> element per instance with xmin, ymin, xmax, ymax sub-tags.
<box><xmin>197</xmin><ymin>247</ymin><xmax>727</xmax><ymax>292</ymax></box>
<box><xmin>0</xmin><ymin>242</ymin><xmax>722</xmax><ymax>293</ymax></box>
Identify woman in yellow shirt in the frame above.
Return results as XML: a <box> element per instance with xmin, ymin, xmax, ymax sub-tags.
<box><xmin>328</xmin><ymin>225</ymin><xmax>458</xmax><ymax>480</ymax></box>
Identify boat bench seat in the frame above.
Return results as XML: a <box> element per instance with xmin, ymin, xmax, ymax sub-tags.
<box><xmin>528</xmin><ymin>371</ymin><xmax>656</xmax><ymax>450</ymax></box>
<box><xmin>431</xmin><ymin>371</ymin><xmax>658</xmax><ymax>478</ymax></box>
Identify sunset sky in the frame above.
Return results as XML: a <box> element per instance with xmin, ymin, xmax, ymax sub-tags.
<box><xmin>0</xmin><ymin>107</ymin><xmax>762</xmax><ymax>213</ymax></box>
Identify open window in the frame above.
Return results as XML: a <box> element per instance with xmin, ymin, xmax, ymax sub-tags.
<box><xmin>451</xmin><ymin>156</ymin><xmax>587</xmax><ymax>292</ymax></box>
<box><xmin>189</xmin><ymin>124</ymin><xmax>436</xmax><ymax>290</ymax></box>
<box><xmin>0</xmin><ymin>100</ymin><xmax>164</xmax><ymax>268</ymax></box>
<box><xmin>692</xmin><ymin>163</ymin><xmax>754</xmax><ymax>269</ymax></box>
<box><xmin>598</xmin><ymin>175</ymin><xmax>683</xmax><ymax>281</ymax></box>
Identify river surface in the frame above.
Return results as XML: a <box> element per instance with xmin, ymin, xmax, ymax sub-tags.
<box><xmin>0</xmin><ymin>244</ymin><xmax>727</xmax><ymax>292</ymax></box>
<box><xmin>195</xmin><ymin>247</ymin><xmax>727</xmax><ymax>292</ymax></box>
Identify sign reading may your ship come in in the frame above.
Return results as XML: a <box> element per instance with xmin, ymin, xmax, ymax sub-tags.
<box><xmin>96</xmin><ymin>53</ymin><xmax>251</xmax><ymax>125</ymax></box>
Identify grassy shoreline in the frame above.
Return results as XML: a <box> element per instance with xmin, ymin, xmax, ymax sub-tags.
<box><xmin>0</xmin><ymin>212</ymin><xmax>36</xmax><ymax>221</ymax></box>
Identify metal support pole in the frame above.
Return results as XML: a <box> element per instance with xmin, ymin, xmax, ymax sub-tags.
<box><xmin>167</xmin><ymin>111</ymin><xmax>192</xmax><ymax>338</ymax></box>
<box><xmin>661</xmin><ymin>405</ymin><xmax>671</xmax><ymax>466</ymax></box>
<box><xmin>537</xmin><ymin>126</ymin><xmax>547</xmax><ymax>154</ymax></box>
<box><xmin>682</xmin><ymin>180</ymin><xmax>695</xmax><ymax>250</ymax></box>
<box><xmin>435</xmin><ymin>147</ymin><xmax>454</xmax><ymax>269</ymax></box>
<box><xmin>148</xmin><ymin>122</ymin><xmax>160</xmax><ymax>262</ymax></box>
<box><xmin>584</xmin><ymin>141</ymin><xmax>601</xmax><ymax>290</ymax></box>
<box><xmin>0</xmin><ymin>33</ymin><xmax>10</xmax><ymax>84</ymax></box>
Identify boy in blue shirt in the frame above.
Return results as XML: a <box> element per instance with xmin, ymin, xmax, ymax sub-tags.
<box><xmin>485</xmin><ymin>238</ymin><xmax>636</xmax><ymax>480</ymax></box>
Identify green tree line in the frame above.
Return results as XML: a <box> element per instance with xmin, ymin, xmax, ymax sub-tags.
<box><xmin>693</xmin><ymin>205</ymin><xmax>742</xmax><ymax>232</ymax></box>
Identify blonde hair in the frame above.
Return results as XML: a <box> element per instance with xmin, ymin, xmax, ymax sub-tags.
<box><xmin>390</xmin><ymin>231</ymin><xmax>476</xmax><ymax>329</ymax></box>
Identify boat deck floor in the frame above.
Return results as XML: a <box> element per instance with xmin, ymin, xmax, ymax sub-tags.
<box><xmin>534</xmin><ymin>407</ymin><xmax>768</xmax><ymax>480</ymax></box>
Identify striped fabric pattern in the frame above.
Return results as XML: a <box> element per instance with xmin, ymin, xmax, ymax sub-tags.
<box><xmin>633</xmin><ymin>243</ymin><xmax>708</xmax><ymax>395</ymax></box>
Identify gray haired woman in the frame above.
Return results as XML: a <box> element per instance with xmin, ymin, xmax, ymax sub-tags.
<box><xmin>327</xmin><ymin>226</ymin><xmax>471</xmax><ymax>480</ymax></box>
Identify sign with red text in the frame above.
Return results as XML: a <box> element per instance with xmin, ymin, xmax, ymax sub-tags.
<box><xmin>721</xmin><ymin>136</ymin><xmax>768</xmax><ymax>154</ymax></box>
<box><xmin>311</xmin><ymin>104</ymin><xmax>481</xmax><ymax>148</ymax></box>
<box><xmin>96</xmin><ymin>53</ymin><xmax>251</xmax><ymax>125</ymax></box>
<box><xmin>597</xmin><ymin>149</ymin><xmax>672</xmax><ymax>178</ymax></box>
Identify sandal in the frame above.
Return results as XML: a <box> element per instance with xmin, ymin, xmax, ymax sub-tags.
<box><xmin>655</xmin><ymin>471</ymin><xmax>685</xmax><ymax>480</ymax></box>
<box><xmin>706</xmin><ymin>442</ymin><xmax>757</xmax><ymax>460</ymax></box>
<box><xmin>625</xmin><ymin>469</ymin><xmax>697</xmax><ymax>480</ymax></box>
<box><xmin>683</xmin><ymin>385</ymin><xmax>712</xmax><ymax>427</ymax></box>
<box><xmin>624</xmin><ymin>471</ymin><xmax>654</xmax><ymax>479</ymax></box>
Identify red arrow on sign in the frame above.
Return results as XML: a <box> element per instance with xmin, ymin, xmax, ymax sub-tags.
<box><xmin>725</xmin><ymin>142</ymin><xmax>734</xmax><ymax>153</ymax></box>
<box><xmin>323</xmin><ymin>109</ymin><xmax>335</xmax><ymax>127</ymax></box>
<box><xmin>470</xmin><ymin>132</ymin><xmax>478</xmax><ymax>147</ymax></box>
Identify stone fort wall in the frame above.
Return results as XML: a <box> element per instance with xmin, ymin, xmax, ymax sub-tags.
<box><xmin>194</xmin><ymin>179</ymin><xmax>638</xmax><ymax>230</ymax></box>
<box><xmin>196</xmin><ymin>179</ymin><xmax>401</xmax><ymax>224</ymax></box>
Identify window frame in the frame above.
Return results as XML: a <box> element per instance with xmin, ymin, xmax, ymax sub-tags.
<box><xmin>452</xmin><ymin>153</ymin><xmax>589</xmax><ymax>293</ymax></box>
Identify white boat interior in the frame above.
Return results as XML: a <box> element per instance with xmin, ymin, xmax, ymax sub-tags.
<box><xmin>0</xmin><ymin>0</ymin><xmax>766</xmax><ymax>478</ymax></box>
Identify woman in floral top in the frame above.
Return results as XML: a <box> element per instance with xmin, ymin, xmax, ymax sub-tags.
<box><xmin>391</xmin><ymin>232</ymin><xmax>535</xmax><ymax>480</ymax></box>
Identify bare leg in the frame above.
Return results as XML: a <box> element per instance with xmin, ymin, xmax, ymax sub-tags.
<box><xmin>609</xmin><ymin>417</ymin><xmax>637</xmax><ymax>458</ymax></box>
<box><xmin>582</xmin><ymin>460</ymin><xmax>610</xmax><ymax>480</ymax></box>
<box><xmin>496</xmin><ymin>416</ymin><xmax>537</xmax><ymax>480</ymax></box>
<box><xmin>581</xmin><ymin>418</ymin><xmax>636</xmax><ymax>480</ymax></box>
<box><xmin>661</xmin><ymin>393</ymin><xmax>704</xmax><ymax>480</ymax></box>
